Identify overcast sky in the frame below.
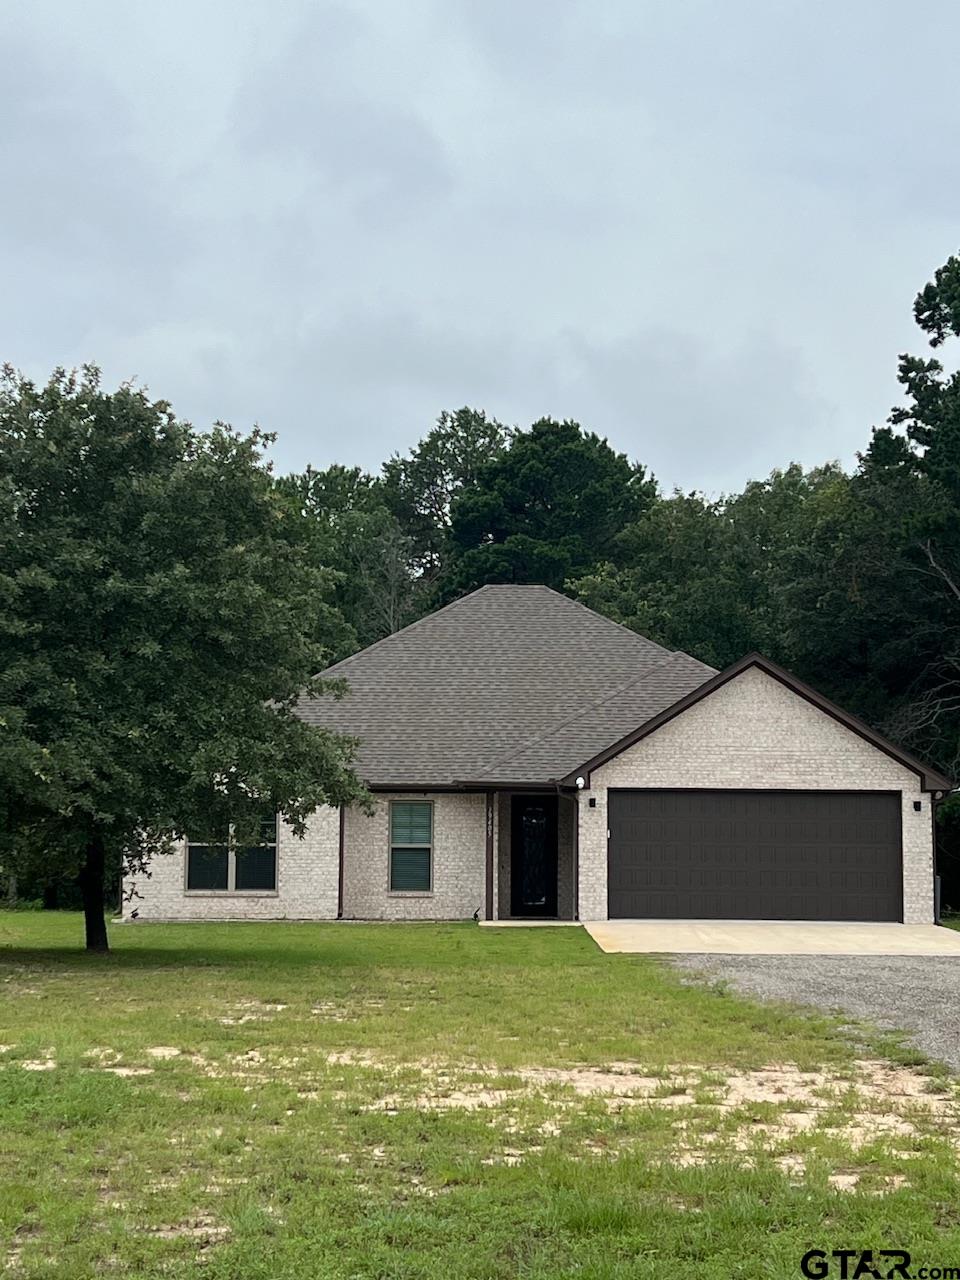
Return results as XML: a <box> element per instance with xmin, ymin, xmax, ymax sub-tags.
<box><xmin>2</xmin><ymin>1</ymin><xmax>956</xmax><ymax>495</ymax></box>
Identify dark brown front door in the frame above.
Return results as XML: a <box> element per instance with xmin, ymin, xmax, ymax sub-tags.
<box><xmin>511</xmin><ymin>795</ymin><xmax>558</xmax><ymax>917</ymax></box>
<box><xmin>607</xmin><ymin>790</ymin><xmax>903</xmax><ymax>921</ymax></box>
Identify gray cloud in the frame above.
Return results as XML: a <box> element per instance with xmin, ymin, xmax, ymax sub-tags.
<box><xmin>0</xmin><ymin>0</ymin><xmax>956</xmax><ymax>496</ymax></box>
<box><xmin>231</xmin><ymin>7</ymin><xmax>454</xmax><ymax>223</ymax></box>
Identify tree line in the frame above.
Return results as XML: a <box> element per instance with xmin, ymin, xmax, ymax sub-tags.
<box><xmin>285</xmin><ymin>258</ymin><xmax>960</xmax><ymax>784</ymax></box>
<box><xmin>3</xmin><ymin>255</ymin><xmax>960</xmax><ymax>949</ymax></box>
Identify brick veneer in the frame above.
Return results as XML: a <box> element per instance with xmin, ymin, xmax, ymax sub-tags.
<box><xmin>340</xmin><ymin>792</ymin><xmax>486</xmax><ymax>921</ymax></box>
<box><xmin>123</xmin><ymin>806</ymin><xmax>341</xmax><ymax>921</ymax></box>
<box><xmin>576</xmin><ymin>667</ymin><xmax>934</xmax><ymax>924</ymax></box>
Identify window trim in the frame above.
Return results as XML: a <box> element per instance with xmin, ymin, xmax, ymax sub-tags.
<box><xmin>185</xmin><ymin>814</ymin><xmax>279</xmax><ymax>897</ymax></box>
<box><xmin>387</xmin><ymin>799</ymin><xmax>434</xmax><ymax>896</ymax></box>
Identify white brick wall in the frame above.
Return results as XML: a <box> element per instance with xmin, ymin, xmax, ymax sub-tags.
<box><xmin>122</xmin><ymin>806</ymin><xmax>341</xmax><ymax>921</ymax></box>
<box><xmin>576</xmin><ymin>666</ymin><xmax>934</xmax><ymax>924</ymax></box>
<box><xmin>341</xmin><ymin>792</ymin><xmax>486</xmax><ymax>921</ymax></box>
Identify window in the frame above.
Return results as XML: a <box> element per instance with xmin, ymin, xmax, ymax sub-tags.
<box><xmin>185</xmin><ymin>838</ymin><xmax>229</xmax><ymax>891</ymax></box>
<box><xmin>186</xmin><ymin>812</ymin><xmax>278</xmax><ymax>893</ymax></box>
<box><xmin>390</xmin><ymin>801</ymin><xmax>432</xmax><ymax>892</ymax></box>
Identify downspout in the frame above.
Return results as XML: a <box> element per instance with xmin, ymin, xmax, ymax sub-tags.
<box><xmin>572</xmin><ymin>787</ymin><xmax>579</xmax><ymax>922</ymax></box>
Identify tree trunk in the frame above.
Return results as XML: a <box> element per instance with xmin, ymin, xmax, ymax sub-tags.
<box><xmin>80</xmin><ymin>832</ymin><xmax>109</xmax><ymax>953</ymax></box>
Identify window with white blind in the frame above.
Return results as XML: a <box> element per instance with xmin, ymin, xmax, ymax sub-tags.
<box><xmin>389</xmin><ymin>801</ymin><xmax>433</xmax><ymax>892</ymax></box>
<box><xmin>186</xmin><ymin>812</ymin><xmax>278</xmax><ymax>893</ymax></box>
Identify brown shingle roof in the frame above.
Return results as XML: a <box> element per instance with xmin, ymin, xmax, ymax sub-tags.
<box><xmin>296</xmin><ymin>585</ymin><xmax>715</xmax><ymax>786</ymax></box>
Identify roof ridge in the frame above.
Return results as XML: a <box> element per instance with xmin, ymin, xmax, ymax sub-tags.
<box><xmin>473</xmin><ymin>649</ymin><xmax>699</xmax><ymax>779</ymax></box>
<box><xmin>555</xmin><ymin>591</ymin><xmax>674</xmax><ymax>655</ymax></box>
<box><xmin>319</xmin><ymin>584</ymin><xmax>664</xmax><ymax>677</ymax></box>
<box><xmin>319</xmin><ymin>585</ymin><xmax>492</xmax><ymax>676</ymax></box>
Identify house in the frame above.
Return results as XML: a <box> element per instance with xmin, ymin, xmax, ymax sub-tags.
<box><xmin>124</xmin><ymin>585</ymin><xmax>950</xmax><ymax>925</ymax></box>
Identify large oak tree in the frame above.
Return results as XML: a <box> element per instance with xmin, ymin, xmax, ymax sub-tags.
<box><xmin>0</xmin><ymin>367</ymin><xmax>366</xmax><ymax>950</ymax></box>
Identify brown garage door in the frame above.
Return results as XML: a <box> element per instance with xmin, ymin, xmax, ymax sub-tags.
<box><xmin>607</xmin><ymin>790</ymin><xmax>903</xmax><ymax>921</ymax></box>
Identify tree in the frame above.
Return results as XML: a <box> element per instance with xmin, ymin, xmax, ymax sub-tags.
<box><xmin>277</xmin><ymin>465</ymin><xmax>419</xmax><ymax>654</ymax></box>
<box><xmin>572</xmin><ymin>465</ymin><xmax>845</xmax><ymax>671</ymax></box>
<box><xmin>816</xmin><ymin>256</ymin><xmax>960</xmax><ymax>758</ymax></box>
<box><xmin>762</xmin><ymin>450</ymin><xmax>933</xmax><ymax>731</ymax></box>
<box><xmin>816</xmin><ymin>253</ymin><xmax>960</xmax><ymax>909</ymax></box>
<box><xmin>572</xmin><ymin>492</ymin><xmax>764</xmax><ymax>670</ymax></box>
<box><xmin>887</xmin><ymin>254</ymin><xmax>960</xmax><ymax>603</ymax></box>
<box><xmin>382</xmin><ymin>408</ymin><xmax>511</xmax><ymax>581</ymax></box>
<box><xmin>0</xmin><ymin>367</ymin><xmax>367</xmax><ymax>951</ymax></box>
<box><xmin>444</xmin><ymin>418</ymin><xmax>655</xmax><ymax>594</ymax></box>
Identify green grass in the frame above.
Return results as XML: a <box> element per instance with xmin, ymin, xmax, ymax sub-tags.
<box><xmin>2</xmin><ymin>913</ymin><xmax>960</xmax><ymax>1278</ymax></box>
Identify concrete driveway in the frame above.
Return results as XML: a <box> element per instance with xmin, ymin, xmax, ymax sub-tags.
<box><xmin>584</xmin><ymin>920</ymin><xmax>960</xmax><ymax>955</ymax></box>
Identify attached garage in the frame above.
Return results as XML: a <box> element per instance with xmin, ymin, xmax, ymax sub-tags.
<box><xmin>607</xmin><ymin>789</ymin><xmax>903</xmax><ymax>921</ymax></box>
<box><xmin>574</xmin><ymin>657</ymin><xmax>949</xmax><ymax>925</ymax></box>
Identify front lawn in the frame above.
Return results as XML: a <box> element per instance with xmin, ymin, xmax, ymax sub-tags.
<box><xmin>2</xmin><ymin>914</ymin><xmax>960</xmax><ymax>1278</ymax></box>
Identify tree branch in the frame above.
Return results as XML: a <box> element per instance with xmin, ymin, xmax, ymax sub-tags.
<box><xmin>920</xmin><ymin>539</ymin><xmax>960</xmax><ymax>605</ymax></box>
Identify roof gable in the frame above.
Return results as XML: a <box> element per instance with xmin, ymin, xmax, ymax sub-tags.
<box><xmin>565</xmin><ymin>653</ymin><xmax>953</xmax><ymax>792</ymax></box>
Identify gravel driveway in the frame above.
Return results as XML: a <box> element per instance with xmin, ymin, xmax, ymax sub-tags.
<box><xmin>674</xmin><ymin>954</ymin><xmax>960</xmax><ymax>1072</ymax></box>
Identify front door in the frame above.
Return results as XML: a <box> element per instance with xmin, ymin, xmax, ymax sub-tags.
<box><xmin>510</xmin><ymin>795</ymin><xmax>558</xmax><ymax>917</ymax></box>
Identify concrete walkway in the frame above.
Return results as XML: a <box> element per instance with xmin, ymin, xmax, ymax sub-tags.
<box><xmin>584</xmin><ymin>920</ymin><xmax>960</xmax><ymax>956</ymax></box>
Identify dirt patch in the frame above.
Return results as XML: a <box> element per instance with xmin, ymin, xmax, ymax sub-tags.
<box><xmin>218</xmin><ymin>1000</ymin><xmax>287</xmax><ymax>1026</ymax></box>
<box><xmin>828</xmin><ymin>1171</ymin><xmax>908</xmax><ymax>1194</ymax></box>
<box><xmin>348</xmin><ymin>1052</ymin><xmax>956</xmax><ymax>1193</ymax></box>
<box><xmin>828</xmin><ymin>1172</ymin><xmax>860</xmax><ymax>1191</ymax></box>
<box><xmin>86</xmin><ymin>1047</ymin><xmax>119</xmax><ymax>1064</ymax></box>
<box><xmin>326</xmin><ymin>1050</ymin><xmax>377</xmax><ymax>1067</ymax></box>
<box><xmin>723</xmin><ymin>1067</ymin><xmax>833</xmax><ymax>1108</ymax></box>
<box><xmin>145</xmin><ymin>1216</ymin><xmax>229</xmax><ymax>1242</ymax></box>
<box><xmin>144</xmin><ymin>1177</ymin><xmax>182</xmax><ymax>1194</ymax></box>
<box><xmin>204</xmin><ymin>1175</ymin><xmax>250</xmax><ymax>1193</ymax></box>
<box><xmin>313</xmin><ymin>1002</ymin><xmax>354</xmax><ymax>1022</ymax></box>
<box><xmin>359</xmin><ymin>1056</ymin><xmax>956</xmax><ymax>1118</ymax></box>
<box><xmin>482</xmin><ymin>1148</ymin><xmax>529</xmax><ymax>1167</ymax></box>
<box><xmin>518</xmin><ymin>1064</ymin><xmax>685</xmax><ymax>1097</ymax></box>
<box><xmin>82</xmin><ymin>1047</ymin><xmax>158</xmax><ymax>1077</ymax></box>
<box><xmin>67</xmin><ymin>1041</ymin><xmax>954</xmax><ymax>1196</ymax></box>
<box><xmin>374</xmin><ymin>1088</ymin><xmax>519</xmax><ymax>1113</ymax></box>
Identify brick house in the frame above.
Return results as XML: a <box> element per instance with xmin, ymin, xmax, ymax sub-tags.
<box><xmin>124</xmin><ymin>585</ymin><xmax>950</xmax><ymax>925</ymax></box>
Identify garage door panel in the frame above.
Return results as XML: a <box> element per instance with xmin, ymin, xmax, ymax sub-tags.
<box><xmin>607</xmin><ymin>790</ymin><xmax>902</xmax><ymax>921</ymax></box>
